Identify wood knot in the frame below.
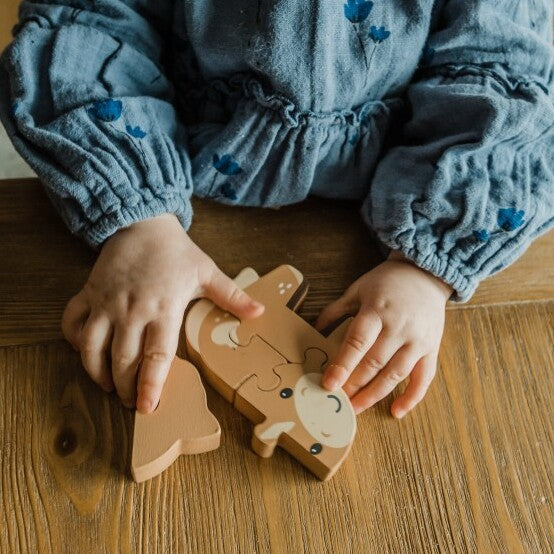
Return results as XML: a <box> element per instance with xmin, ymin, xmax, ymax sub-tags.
<box><xmin>54</xmin><ymin>427</ymin><xmax>78</xmax><ymax>457</ymax></box>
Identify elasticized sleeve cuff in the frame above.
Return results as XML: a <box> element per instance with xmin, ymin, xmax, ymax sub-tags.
<box><xmin>71</xmin><ymin>191</ymin><xmax>193</xmax><ymax>249</ymax></box>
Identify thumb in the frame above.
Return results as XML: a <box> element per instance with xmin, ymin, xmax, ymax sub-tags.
<box><xmin>204</xmin><ymin>266</ymin><xmax>265</xmax><ymax>319</ymax></box>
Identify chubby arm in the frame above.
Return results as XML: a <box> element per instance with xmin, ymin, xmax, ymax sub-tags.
<box><xmin>2</xmin><ymin>1</ymin><xmax>266</xmax><ymax>412</ymax></box>
<box><xmin>0</xmin><ymin>0</ymin><xmax>193</xmax><ymax>248</ymax></box>
<box><xmin>317</xmin><ymin>0</ymin><xmax>553</xmax><ymax>418</ymax></box>
<box><xmin>361</xmin><ymin>0</ymin><xmax>554</xmax><ymax>302</ymax></box>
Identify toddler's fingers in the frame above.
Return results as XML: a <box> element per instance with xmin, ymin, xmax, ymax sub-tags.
<box><xmin>111</xmin><ymin>323</ymin><xmax>146</xmax><ymax>408</ymax></box>
<box><xmin>321</xmin><ymin>307</ymin><xmax>382</xmax><ymax>391</ymax></box>
<box><xmin>342</xmin><ymin>332</ymin><xmax>404</xmax><ymax>398</ymax></box>
<box><xmin>314</xmin><ymin>293</ymin><xmax>358</xmax><ymax>332</ymax></box>
<box><xmin>61</xmin><ymin>290</ymin><xmax>90</xmax><ymax>350</ymax></box>
<box><xmin>78</xmin><ymin>312</ymin><xmax>114</xmax><ymax>393</ymax></box>
<box><xmin>390</xmin><ymin>353</ymin><xmax>438</xmax><ymax>418</ymax></box>
<box><xmin>204</xmin><ymin>266</ymin><xmax>264</xmax><ymax>319</ymax></box>
<box><xmin>350</xmin><ymin>345</ymin><xmax>420</xmax><ymax>415</ymax></box>
<box><xmin>135</xmin><ymin>315</ymin><xmax>182</xmax><ymax>414</ymax></box>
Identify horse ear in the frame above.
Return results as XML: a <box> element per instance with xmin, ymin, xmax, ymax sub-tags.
<box><xmin>234</xmin><ymin>267</ymin><xmax>260</xmax><ymax>289</ymax></box>
<box><xmin>239</xmin><ymin>265</ymin><xmax>307</xmax><ymax>311</ymax></box>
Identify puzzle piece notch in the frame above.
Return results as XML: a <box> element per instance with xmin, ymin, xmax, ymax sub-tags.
<box><xmin>230</xmin><ymin>302</ymin><xmax>353</xmax><ymax>365</ymax></box>
<box><xmin>252</xmin><ymin>345</ymin><xmax>328</xmax><ymax>399</ymax></box>
<box><xmin>235</xmin><ymin>347</ymin><xmax>356</xmax><ymax>481</ymax></box>
<box><xmin>230</xmin><ymin>265</ymin><xmax>353</xmax><ymax>365</ymax></box>
<box><xmin>185</xmin><ymin>265</ymin><xmax>319</xmax><ymax>401</ymax></box>
<box><xmin>244</xmin><ymin>347</ymin><xmax>329</xmax><ymax>458</ymax></box>
<box><xmin>187</xmin><ymin>312</ymin><xmax>285</xmax><ymax>402</ymax></box>
<box><xmin>185</xmin><ymin>272</ymin><xmax>290</xmax><ymax>401</ymax></box>
<box><xmin>131</xmin><ymin>356</ymin><xmax>221</xmax><ymax>483</ymax></box>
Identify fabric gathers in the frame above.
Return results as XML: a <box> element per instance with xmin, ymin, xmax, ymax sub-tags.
<box><xmin>181</xmin><ymin>72</ymin><xmax>406</xmax><ymax>206</ymax></box>
<box><xmin>0</xmin><ymin>0</ymin><xmax>552</xmax><ymax>302</ymax></box>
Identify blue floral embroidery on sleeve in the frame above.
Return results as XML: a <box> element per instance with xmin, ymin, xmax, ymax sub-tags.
<box><xmin>126</xmin><ymin>125</ymin><xmax>147</xmax><ymax>139</ymax></box>
<box><xmin>343</xmin><ymin>0</ymin><xmax>373</xmax><ymax>23</ymax></box>
<box><xmin>87</xmin><ymin>98</ymin><xmax>123</xmax><ymax>122</ymax></box>
<box><xmin>467</xmin><ymin>207</ymin><xmax>525</xmax><ymax>245</ymax></box>
<box><xmin>212</xmin><ymin>153</ymin><xmax>243</xmax><ymax>175</ymax></box>
<box><xmin>368</xmin><ymin>25</ymin><xmax>390</xmax><ymax>43</ymax></box>
<box><xmin>497</xmin><ymin>208</ymin><xmax>525</xmax><ymax>231</ymax></box>
<box><xmin>473</xmin><ymin>229</ymin><xmax>490</xmax><ymax>242</ymax></box>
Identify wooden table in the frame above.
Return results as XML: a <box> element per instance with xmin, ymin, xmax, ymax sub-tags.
<box><xmin>0</xmin><ymin>0</ymin><xmax>18</xmax><ymax>51</ymax></box>
<box><xmin>0</xmin><ymin>178</ymin><xmax>552</xmax><ymax>553</ymax></box>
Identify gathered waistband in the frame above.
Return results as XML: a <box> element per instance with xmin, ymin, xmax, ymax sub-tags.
<box><xmin>181</xmin><ymin>71</ymin><xmax>405</xmax><ymax>129</ymax></box>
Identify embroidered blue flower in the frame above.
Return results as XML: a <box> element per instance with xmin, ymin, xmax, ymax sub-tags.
<box><xmin>497</xmin><ymin>208</ymin><xmax>525</xmax><ymax>231</ymax></box>
<box><xmin>212</xmin><ymin>153</ymin><xmax>243</xmax><ymax>176</ymax></box>
<box><xmin>343</xmin><ymin>0</ymin><xmax>373</xmax><ymax>23</ymax></box>
<box><xmin>473</xmin><ymin>229</ymin><xmax>490</xmax><ymax>242</ymax></box>
<box><xmin>368</xmin><ymin>25</ymin><xmax>390</xmax><ymax>43</ymax></box>
<box><xmin>87</xmin><ymin>98</ymin><xmax>122</xmax><ymax>122</ymax></box>
<box><xmin>219</xmin><ymin>183</ymin><xmax>238</xmax><ymax>201</ymax></box>
<box><xmin>419</xmin><ymin>45</ymin><xmax>435</xmax><ymax>67</ymax></box>
<box><xmin>126</xmin><ymin>125</ymin><xmax>147</xmax><ymax>139</ymax></box>
<box><xmin>11</xmin><ymin>102</ymin><xmax>19</xmax><ymax>116</ymax></box>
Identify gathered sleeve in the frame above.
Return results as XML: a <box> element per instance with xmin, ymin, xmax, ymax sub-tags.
<box><xmin>0</xmin><ymin>0</ymin><xmax>194</xmax><ymax>249</ymax></box>
<box><xmin>361</xmin><ymin>0</ymin><xmax>554</xmax><ymax>301</ymax></box>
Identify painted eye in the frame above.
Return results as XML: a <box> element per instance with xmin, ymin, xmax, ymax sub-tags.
<box><xmin>327</xmin><ymin>394</ymin><xmax>342</xmax><ymax>413</ymax></box>
<box><xmin>280</xmin><ymin>388</ymin><xmax>293</xmax><ymax>398</ymax></box>
<box><xmin>310</xmin><ymin>443</ymin><xmax>322</xmax><ymax>455</ymax></box>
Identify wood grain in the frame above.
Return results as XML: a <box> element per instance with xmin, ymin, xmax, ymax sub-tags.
<box><xmin>1</xmin><ymin>2</ymin><xmax>553</xmax><ymax>550</ymax></box>
<box><xmin>0</xmin><ymin>0</ymin><xmax>19</xmax><ymax>52</ymax></box>
<box><xmin>1</xmin><ymin>303</ymin><xmax>552</xmax><ymax>552</ymax></box>
<box><xmin>0</xmin><ymin>179</ymin><xmax>552</xmax><ymax>347</ymax></box>
<box><xmin>1</xmin><ymin>0</ymin><xmax>553</xmax><ymax>547</ymax></box>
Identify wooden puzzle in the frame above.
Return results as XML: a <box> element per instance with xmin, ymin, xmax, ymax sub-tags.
<box><xmin>131</xmin><ymin>356</ymin><xmax>221</xmax><ymax>483</ymax></box>
<box><xmin>185</xmin><ymin>265</ymin><xmax>357</xmax><ymax>480</ymax></box>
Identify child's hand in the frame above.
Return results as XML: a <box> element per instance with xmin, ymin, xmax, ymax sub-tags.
<box><xmin>315</xmin><ymin>251</ymin><xmax>453</xmax><ymax>418</ymax></box>
<box><xmin>61</xmin><ymin>213</ymin><xmax>264</xmax><ymax>414</ymax></box>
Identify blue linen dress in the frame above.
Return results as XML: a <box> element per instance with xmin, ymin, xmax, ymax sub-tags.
<box><xmin>0</xmin><ymin>0</ymin><xmax>552</xmax><ymax>301</ymax></box>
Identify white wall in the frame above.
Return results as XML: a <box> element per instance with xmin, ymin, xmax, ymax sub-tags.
<box><xmin>0</xmin><ymin>122</ymin><xmax>36</xmax><ymax>179</ymax></box>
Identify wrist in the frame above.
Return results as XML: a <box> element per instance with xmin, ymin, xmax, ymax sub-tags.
<box><xmin>386</xmin><ymin>249</ymin><xmax>454</xmax><ymax>301</ymax></box>
<box><xmin>118</xmin><ymin>212</ymin><xmax>182</xmax><ymax>236</ymax></box>
<box><xmin>387</xmin><ymin>249</ymin><xmax>407</xmax><ymax>262</ymax></box>
<box><xmin>128</xmin><ymin>212</ymin><xmax>180</xmax><ymax>228</ymax></box>
<box><xmin>101</xmin><ymin>212</ymin><xmax>183</xmax><ymax>248</ymax></box>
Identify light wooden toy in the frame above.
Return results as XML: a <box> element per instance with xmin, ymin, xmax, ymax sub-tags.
<box><xmin>131</xmin><ymin>356</ymin><xmax>221</xmax><ymax>482</ymax></box>
<box><xmin>185</xmin><ymin>265</ymin><xmax>357</xmax><ymax>480</ymax></box>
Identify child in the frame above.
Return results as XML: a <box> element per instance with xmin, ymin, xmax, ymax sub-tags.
<box><xmin>1</xmin><ymin>1</ymin><xmax>552</xmax><ymax>418</ymax></box>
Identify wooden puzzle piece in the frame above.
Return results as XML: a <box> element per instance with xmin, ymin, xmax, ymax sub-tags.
<box><xmin>131</xmin><ymin>356</ymin><xmax>221</xmax><ymax>483</ymax></box>
<box><xmin>234</xmin><ymin>348</ymin><xmax>356</xmax><ymax>481</ymax></box>
<box><xmin>185</xmin><ymin>265</ymin><xmax>357</xmax><ymax>480</ymax></box>
<box><xmin>185</xmin><ymin>268</ymin><xmax>289</xmax><ymax>402</ymax></box>
<box><xmin>229</xmin><ymin>266</ymin><xmax>350</xmax><ymax>364</ymax></box>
